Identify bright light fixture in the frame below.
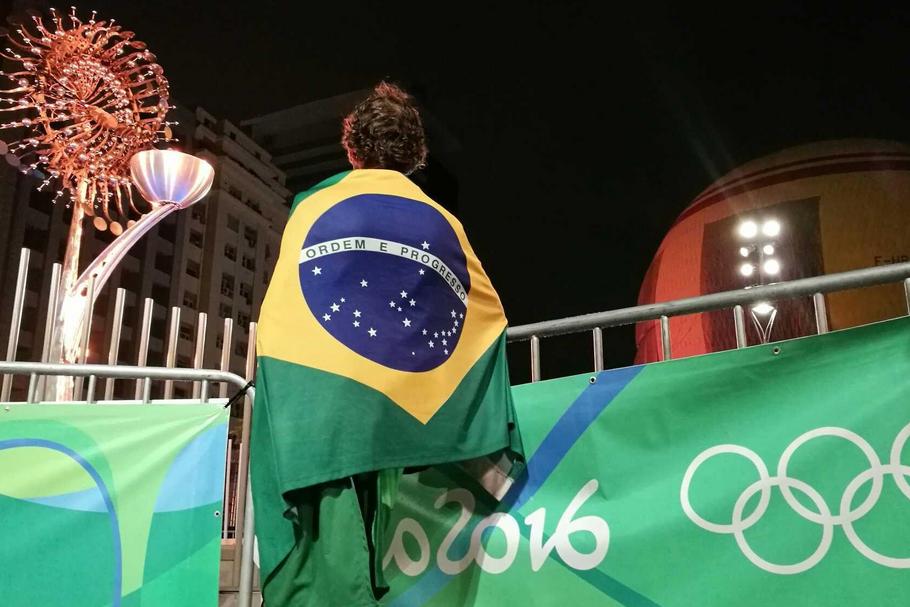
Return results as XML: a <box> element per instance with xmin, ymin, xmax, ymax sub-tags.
<box><xmin>752</xmin><ymin>302</ymin><xmax>775</xmax><ymax>315</ymax></box>
<box><xmin>739</xmin><ymin>247</ymin><xmax>750</xmax><ymax>257</ymax></box>
<box><xmin>763</xmin><ymin>259</ymin><xmax>781</xmax><ymax>275</ymax></box>
<box><xmin>762</xmin><ymin>219</ymin><xmax>781</xmax><ymax>237</ymax></box>
<box><xmin>763</xmin><ymin>244</ymin><xmax>775</xmax><ymax>255</ymax></box>
<box><xmin>738</xmin><ymin>220</ymin><xmax>758</xmax><ymax>239</ymax></box>
<box><xmin>740</xmin><ymin>263</ymin><xmax>754</xmax><ymax>277</ymax></box>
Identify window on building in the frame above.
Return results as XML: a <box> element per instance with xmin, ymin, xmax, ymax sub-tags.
<box><xmin>235</xmin><ymin>341</ymin><xmax>248</xmax><ymax>357</ymax></box>
<box><xmin>122</xmin><ymin>269</ymin><xmax>141</xmax><ymax>292</ymax></box>
<box><xmin>227</xmin><ymin>214</ymin><xmax>239</xmax><ymax>232</ymax></box>
<box><xmin>191</xmin><ymin>204</ymin><xmax>206</xmax><ymax>224</ymax></box>
<box><xmin>215</xmin><ymin>333</ymin><xmax>224</xmax><ymax>349</ymax></box>
<box><xmin>237</xmin><ymin>311</ymin><xmax>250</xmax><ymax>331</ymax></box>
<box><xmin>228</xmin><ymin>185</ymin><xmax>242</xmax><ymax>200</ymax></box>
<box><xmin>244</xmin><ymin>226</ymin><xmax>258</xmax><ymax>248</ymax></box>
<box><xmin>239</xmin><ymin>282</ymin><xmax>252</xmax><ymax>305</ymax></box>
<box><xmin>219</xmin><ymin>303</ymin><xmax>232</xmax><ymax>319</ymax></box>
<box><xmin>151</xmin><ymin>283</ymin><xmax>168</xmax><ymax>304</ymax></box>
<box><xmin>189</xmin><ymin>229</ymin><xmax>204</xmax><ymax>248</ymax></box>
<box><xmin>186</xmin><ymin>259</ymin><xmax>200</xmax><ymax>278</ymax></box>
<box><xmin>174</xmin><ymin>386</ymin><xmax>189</xmax><ymax>398</ymax></box>
<box><xmin>159</xmin><ymin>221</ymin><xmax>176</xmax><ymax>243</ymax></box>
<box><xmin>221</xmin><ymin>273</ymin><xmax>235</xmax><ymax>298</ymax></box>
<box><xmin>241</xmin><ymin>255</ymin><xmax>255</xmax><ymax>272</ymax></box>
<box><xmin>23</xmin><ymin>226</ymin><xmax>45</xmax><ymax>251</ymax></box>
<box><xmin>224</xmin><ymin>243</ymin><xmax>237</xmax><ymax>261</ymax></box>
<box><xmin>179</xmin><ymin>322</ymin><xmax>193</xmax><ymax>341</ymax></box>
<box><xmin>182</xmin><ymin>291</ymin><xmax>198</xmax><ymax>309</ymax></box>
<box><xmin>176</xmin><ymin>355</ymin><xmax>192</xmax><ymax>368</ymax></box>
<box><xmin>154</xmin><ymin>253</ymin><xmax>172</xmax><ymax>273</ymax></box>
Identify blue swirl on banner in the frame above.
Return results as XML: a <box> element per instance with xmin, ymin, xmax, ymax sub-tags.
<box><xmin>0</xmin><ymin>438</ymin><xmax>122</xmax><ymax>607</ymax></box>
<box><xmin>389</xmin><ymin>365</ymin><xmax>652</xmax><ymax>607</ymax></box>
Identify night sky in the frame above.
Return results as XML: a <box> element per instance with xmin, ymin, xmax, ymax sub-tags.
<box><xmin>47</xmin><ymin>2</ymin><xmax>910</xmax><ymax>380</ymax></box>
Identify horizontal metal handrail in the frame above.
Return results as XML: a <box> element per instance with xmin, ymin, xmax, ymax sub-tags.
<box><xmin>0</xmin><ymin>361</ymin><xmax>248</xmax><ymax>385</ymax></box>
<box><xmin>506</xmin><ymin>262</ymin><xmax>910</xmax><ymax>342</ymax></box>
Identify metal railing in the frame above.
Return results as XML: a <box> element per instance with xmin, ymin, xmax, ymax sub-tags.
<box><xmin>506</xmin><ymin>262</ymin><xmax>910</xmax><ymax>380</ymax></box>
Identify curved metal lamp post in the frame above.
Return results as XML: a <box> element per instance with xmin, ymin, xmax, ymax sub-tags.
<box><xmin>48</xmin><ymin>150</ymin><xmax>214</xmax><ymax>400</ymax></box>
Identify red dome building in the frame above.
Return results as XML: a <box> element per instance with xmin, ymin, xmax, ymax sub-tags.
<box><xmin>636</xmin><ymin>139</ymin><xmax>910</xmax><ymax>363</ymax></box>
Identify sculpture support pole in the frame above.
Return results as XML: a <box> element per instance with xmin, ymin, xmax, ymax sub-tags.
<box><xmin>48</xmin><ymin>197</ymin><xmax>86</xmax><ymax>400</ymax></box>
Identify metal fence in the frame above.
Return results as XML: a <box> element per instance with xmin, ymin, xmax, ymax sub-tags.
<box><xmin>1</xmin><ymin>246</ymin><xmax>910</xmax><ymax>607</ymax></box>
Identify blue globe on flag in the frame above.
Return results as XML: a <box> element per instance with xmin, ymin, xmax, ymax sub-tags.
<box><xmin>298</xmin><ymin>194</ymin><xmax>471</xmax><ymax>372</ymax></box>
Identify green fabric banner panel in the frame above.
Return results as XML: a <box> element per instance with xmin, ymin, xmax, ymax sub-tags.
<box><xmin>384</xmin><ymin>318</ymin><xmax>910</xmax><ymax>606</ymax></box>
<box><xmin>0</xmin><ymin>404</ymin><xmax>229</xmax><ymax>607</ymax></box>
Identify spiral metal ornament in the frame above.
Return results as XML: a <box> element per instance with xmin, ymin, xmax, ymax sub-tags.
<box><xmin>0</xmin><ymin>6</ymin><xmax>174</xmax><ymax>230</ymax></box>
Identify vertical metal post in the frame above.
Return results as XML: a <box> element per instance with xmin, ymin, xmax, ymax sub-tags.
<box><xmin>104</xmin><ymin>288</ymin><xmax>126</xmax><ymax>401</ymax></box>
<box><xmin>903</xmin><ymin>278</ymin><xmax>910</xmax><ymax>315</ymax></box>
<box><xmin>192</xmin><ymin>312</ymin><xmax>208</xmax><ymax>400</ymax></box>
<box><xmin>135</xmin><ymin>298</ymin><xmax>154</xmax><ymax>401</ymax></box>
<box><xmin>530</xmin><ymin>335</ymin><xmax>541</xmax><ymax>382</ymax></box>
<box><xmin>237</xmin><ymin>483</ymin><xmax>256</xmax><ymax>607</ymax></box>
<box><xmin>222</xmin><ymin>437</ymin><xmax>233</xmax><ymax>538</ymax></box>
<box><xmin>233</xmin><ymin>322</ymin><xmax>256</xmax><ymax>591</ymax></box>
<box><xmin>592</xmin><ymin>327</ymin><xmax>604</xmax><ymax>372</ymax></box>
<box><xmin>219</xmin><ymin>317</ymin><xmax>234</xmax><ymax>398</ymax></box>
<box><xmin>163</xmin><ymin>307</ymin><xmax>181</xmax><ymax>399</ymax></box>
<box><xmin>34</xmin><ymin>262</ymin><xmax>62</xmax><ymax>402</ymax></box>
<box><xmin>813</xmin><ymin>292</ymin><xmax>829</xmax><ymax>334</ymax></box>
<box><xmin>74</xmin><ymin>275</ymin><xmax>96</xmax><ymax>399</ymax></box>
<box><xmin>733</xmin><ymin>305</ymin><xmax>747</xmax><ymax>349</ymax></box>
<box><xmin>660</xmin><ymin>315</ymin><xmax>672</xmax><ymax>361</ymax></box>
<box><xmin>2</xmin><ymin>248</ymin><xmax>30</xmax><ymax>401</ymax></box>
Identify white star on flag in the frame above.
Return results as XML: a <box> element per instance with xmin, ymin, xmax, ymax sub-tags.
<box><xmin>353</xmin><ymin>321</ymin><xmax>360</xmax><ymax>327</ymax></box>
<box><xmin>454</xmin><ymin>320</ymin><xmax>459</xmax><ymax>327</ymax></box>
<box><xmin>400</xmin><ymin>290</ymin><xmax>408</xmax><ymax>298</ymax></box>
<box><xmin>442</xmin><ymin>339</ymin><xmax>448</xmax><ymax>346</ymax></box>
<box><xmin>389</xmin><ymin>301</ymin><xmax>396</xmax><ymax>308</ymax></box>
<box><xmin>412</xmin><ymin>351</ymin><xmax>415</xmax><ymax>356</ymax></box>
<box><xmin>397</xmin><ymin>307</ymin><xmax>402</xmax><ymax>312</ymax></box>
<box><xmin>428</xmin><ymin>341</ymin><xmax>435</xmax><ymax>348</ymax></box>
<box><xmin>312</xmin><ymin>266</ymin><xmax>322</xmax><ymax>275</ymax></box>
<box><xmin>403</xmin><ymin>318</ymin><xmax>411</xmax><ymax>327</ymax></box>
<box><xmin>419</xmin><ymin>269</ymin><xmax>425</xmax><ymax>275</ymax></box>
<box><xmin>360</xmin><ymin>279</ymin><xmax>368</xmax><ymax>287</ymax></box>
<box><xmin>444</xmin><ymin>349</ymin><xmax>449</xmax><ymax>355</ymax></box>
<box><xmin>451</xmin><ymin>310</ymin><xmax>457</xmax><ymax>318</ymax></box>
<box><xmin>340</xmin><ymin>298</ymin><xmax>346</xmax><ymax>303</ymax></box>
<box><xmin>422</xmin><ymin>329</ymin><xmax>428</xmax><ymax>335</ymax></box>
<box><xmin>434</xmin><ymin>332</ymin><xmax>439</xmax><ymax>338</ymax></box>
<box><xmin>459</xmin><ymin>313</ymin><xmax>464</xmax><ymax>319</ymax></box>
<box><xmin>368</xmin><ymin>328</ymin><xmax>377</xmax><ymax>337</ymax></box>
<box><xmin>409</xmin><ymin>299</ymin><xmax>416</xmax><ymax>306</ymax></box>
<box><xmin>331</xmin><ymin>303</ymin><xmax>340</xmax><ymax>312</ymax></box>
<box><xmin>421</xmin><ymin>241</ymin><xmax>430</xmax><ymax>250</ymax></box>
<box><xmin>322</xmin><ymin>314</ymin><xmax>331</xmax><ymax>321</ymax></box>
<box><xmin>452</xmin><ymin>327</ymin><xmax>457</xmax><ymax>334</ymax></box>
<box><xmin>354</xmin><ymin>310</ymin><xmax>362</xmax><ymax>318</ymax></box>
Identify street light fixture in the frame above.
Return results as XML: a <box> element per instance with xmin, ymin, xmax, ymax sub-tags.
<box><xmin>736</xmin><ymin>216</ymin><xmax>784</xmax><ymax>344</ymax></box>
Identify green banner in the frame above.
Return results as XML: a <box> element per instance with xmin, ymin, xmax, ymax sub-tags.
<box><xmin>0</xmin><ymin>404</ymin><xmax>229</xmax><ymax>607</ymax></box>
<box><xmin>384</xmin><ymin>318</ymin><xmax>910</xmax><ymax>606</ymax></box>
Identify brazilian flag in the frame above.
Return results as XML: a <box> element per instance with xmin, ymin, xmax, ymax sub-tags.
<box><xmin>251</xmin><ymin>169</ymin><xmax>524</xmax><ymax>589</ymax></box>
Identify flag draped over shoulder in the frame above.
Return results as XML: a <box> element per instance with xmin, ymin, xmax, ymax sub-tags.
<box><xmin>251</xmin><ymin>169</ymin><xmax>523</xmax><ymax>583</ymax></box>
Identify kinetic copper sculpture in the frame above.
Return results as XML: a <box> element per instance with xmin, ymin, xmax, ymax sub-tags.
<box><xmin>0</xmin><ymin>8</ymin><xmax>210</xmax><ymax>399</ymax></box>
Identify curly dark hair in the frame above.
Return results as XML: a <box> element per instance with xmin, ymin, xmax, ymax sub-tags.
<box><xmin>342</xmin><ymin>82</ymin><xmax>428</xmax><ymax>175</ymax></box>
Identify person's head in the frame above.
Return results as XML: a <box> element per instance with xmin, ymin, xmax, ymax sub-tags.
<box><xmin>342</xmin><ymin>82</ymin><xmax>428</xmax><ymax>175</ymax></box>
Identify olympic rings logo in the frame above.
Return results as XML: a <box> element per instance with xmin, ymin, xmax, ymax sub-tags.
<box><xmin>680</xmin><ymin>422</ymin><xmax>910</xmax><ymax>575</ymax></box>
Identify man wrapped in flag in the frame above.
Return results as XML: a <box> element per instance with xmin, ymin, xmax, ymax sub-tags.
<box><xmin>251</xmin><ymin>83</ymin><xmax>524</xmax><ymax>606</ymax></box>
